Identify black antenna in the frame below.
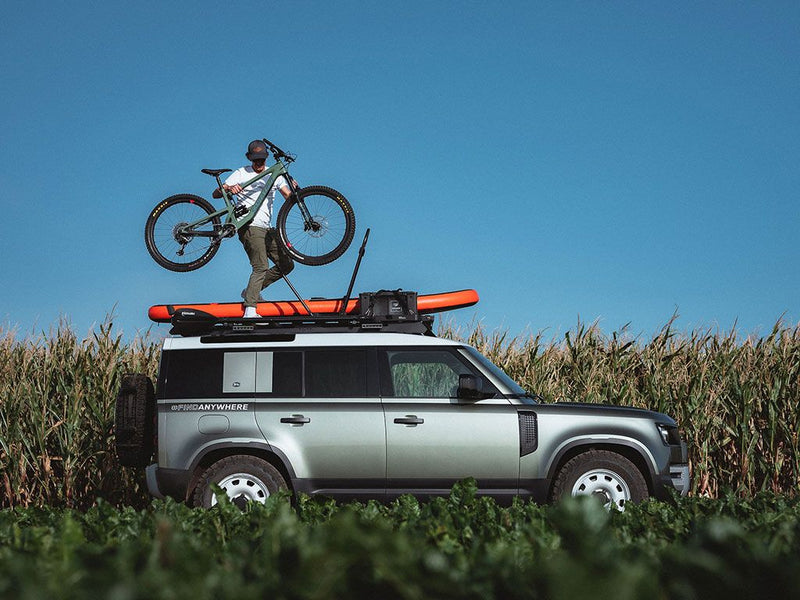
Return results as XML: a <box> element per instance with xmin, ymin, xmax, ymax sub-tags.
<box><xmin>339</xmin><ymin>228</ymin><xmax>370</xmax><ymax>315</ymax></box>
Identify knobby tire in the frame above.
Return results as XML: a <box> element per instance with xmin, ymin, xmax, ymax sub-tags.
<box><xmin>276</xmin><ymin>186</ymin><xmax>356</xmax><ymax>266</ymax></box>
<box><xmin>145</xmin><ymin>194</ymin><xmax>222</xmax><ymax>272</ymax></box>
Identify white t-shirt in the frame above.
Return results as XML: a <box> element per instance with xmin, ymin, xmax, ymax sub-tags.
<box><xmin>224</xmin><ymin>167</ymin><xmax>290</xmax><ymax>229</ymax></box>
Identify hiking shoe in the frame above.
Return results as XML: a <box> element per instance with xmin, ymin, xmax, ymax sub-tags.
<box><xmin>241</xmin><ymin>289</ymin><xmax>265</xmax><ymax>302</ymax></box>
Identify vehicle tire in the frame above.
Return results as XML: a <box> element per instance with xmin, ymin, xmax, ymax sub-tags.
<box><xmin>192</xmin><ymin>455</ymin><xmax>287</xmax><ymax>509</ymax></box>
<box><xmin>550</xmin><ymin>449</ymin><xmax>649</xmax><ymax>511</ymax></box>
<box><xmin>145</xmin><ymin>194</ymin><xmax>222</xmax><ymax>272</ymax></box>
<box><xmin>276</xmin><ymin>186</ymin><xmax>355</xmax><ymax>266</ymax></box>
<box><xmin>115</xmin><ymin>373</ymin><xmax>156</xmax><ymax>467</ymax></box>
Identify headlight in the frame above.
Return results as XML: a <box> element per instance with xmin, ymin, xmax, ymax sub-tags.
<box><xmin>656</xmin><ymin>423</ymin><xmax>681</xmax><ymax>446</ymax></box>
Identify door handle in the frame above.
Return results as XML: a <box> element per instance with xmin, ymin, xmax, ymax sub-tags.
<box><xmin>280</xmin><ymin>415</ymin><xmax>311</xmax><ymax>424</ymax></box>
<box><xmin>394</xmin><ymin>416</ymin><xmax>424</xmax><ymax>425</ymax></box>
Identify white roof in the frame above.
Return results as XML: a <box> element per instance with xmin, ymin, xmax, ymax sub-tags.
<box><xmin>163</xmin><ymin>332</ymin><xmax>460</xmax><ymax>351</ymax></box>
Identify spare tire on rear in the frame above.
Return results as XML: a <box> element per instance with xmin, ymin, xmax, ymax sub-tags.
<box><xmin>115</xmin><ymin>373</ymin><xmax>155</xmax><ymax>467</ymax></box>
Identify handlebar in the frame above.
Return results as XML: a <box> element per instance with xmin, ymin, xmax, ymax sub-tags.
<box><xmin>262</xmin><ymin>138</ymin><xmax>295</xmax><ymax>163</ymax></box>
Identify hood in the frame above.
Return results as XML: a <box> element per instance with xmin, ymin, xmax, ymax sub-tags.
<box><xmin>538</xmin><ymin>401</ymin><xmax>676</xmax><ymax>424</ymax></box>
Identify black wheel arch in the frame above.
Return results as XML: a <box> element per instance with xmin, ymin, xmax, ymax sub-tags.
<box><xmin>545</xmin><ymin>440</ymin><xmax>656</xmax><ymax>497</ymax></box>
<box><xmin>185</xmin><ymin>441</ymin><xmax>296</xmax><ymax>500</ymax></box>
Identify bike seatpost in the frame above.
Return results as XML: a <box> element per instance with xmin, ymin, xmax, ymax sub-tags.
<box><xmin>214</xmin><ymin>174</ymin><xmax>231</xmax><ymax>203</ymax></box>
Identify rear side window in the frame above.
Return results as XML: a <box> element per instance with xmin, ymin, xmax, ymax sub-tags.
<box><xmin>161</xmin><ymin>349</ymin><xmax>302</xmax><ymax>399</ymax></box>
<box><xmin>161</xmin><ymin>347</ymin><xmax>366</xmax><ymax>399</ymax></box>
<box><xmin>253</xmin><ymin>351</ymin><xmax>304</xmax><ymax>396</ymax></box>
<box><xmin>271</xmin><ymin>351</ymin><xmax>303</xmax><ymax>396</ymax></box>
<box><xmin>305</xmin><ymin>349</ymin><xmax>367</xmax><ymax>397</ymax></box>
<box><xmin>162</xmin><ymin>349</ymin><xmax>223</xmax><ymax>399</ymax></box>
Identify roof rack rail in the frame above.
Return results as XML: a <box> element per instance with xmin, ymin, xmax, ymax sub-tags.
<box><xmin>169</xmin><ymin>308</ymin><xmax>436</xmax><ymax>338</ymax></box>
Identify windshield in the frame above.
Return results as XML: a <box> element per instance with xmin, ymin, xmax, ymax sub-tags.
<box><xmin>461</xmin><ymin>346</ymin><xmax>536</xmax><ymax>403</ymax></box>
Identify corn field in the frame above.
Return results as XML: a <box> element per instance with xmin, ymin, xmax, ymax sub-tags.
<box><xmin>0</xmin><ymin>319</ymin><xmax>159</xmax><ymax>509</ymax></box>
<box><xmin>1</xmin><ymin>316</ymin><xmax>798</xmax><ymax>509</ymax></box>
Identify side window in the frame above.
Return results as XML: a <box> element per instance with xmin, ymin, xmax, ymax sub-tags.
<box><xmin>162</xmin><ymin>349</ymin><xmax>223</xmax><ymax>399</ymax></box>
<box><xmin>255</xmin><ymin>351</ymin><xmax>302</xmax><ymax>397</ymax></box>
<box><xmin>163</xmin><ymin>348</ymin><xmax>368</xmax><ymax>400</ymax></box>
<box><xmin>383</xmin><ymin>349</ymin><xmax>475</xmax><ymax>398</ymax></box>
<box><xmin>305</xmin><ymin>349</ymin><xmax>367</xmax><ymax>397</ymax></box>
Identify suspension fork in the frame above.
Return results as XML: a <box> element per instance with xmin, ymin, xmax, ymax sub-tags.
<box><xmin>289</xmin><ymin>179</ymin><xmax>319</xmax><ymax>231</ymax></box>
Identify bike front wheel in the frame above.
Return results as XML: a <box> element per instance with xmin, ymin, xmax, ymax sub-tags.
<box><xmin>145</xmin><ymin>194</ymin><xmax>222</xmax><ymax>272</ymax></box>
<box><xmin>276</xmin><ymin>186</ymin><xmax>356</xmax><ymax>266</ymax></box>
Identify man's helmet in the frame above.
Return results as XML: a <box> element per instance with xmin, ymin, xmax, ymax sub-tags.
<box><xmin>246</xmin><ymin>140</ymin><xmax>269</xmax><ymax>161</ymax></box>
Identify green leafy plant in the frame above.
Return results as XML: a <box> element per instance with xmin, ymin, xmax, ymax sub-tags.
<box><xmin>1</xmin><ymin>486</ymin><xmax>800</xmax><ymax>599</ymax></box>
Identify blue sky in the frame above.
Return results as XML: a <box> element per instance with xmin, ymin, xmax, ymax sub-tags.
<box><xmin>1</xmin><ymin>2</ymin><xmax>797</xmax><ymax>342</ymax></box>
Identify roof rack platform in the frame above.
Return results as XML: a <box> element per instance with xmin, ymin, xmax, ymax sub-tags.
<box><xmin>170</xmin><ymin>308</ymin><xmax>436</xmax><ymax>338</ymax></box>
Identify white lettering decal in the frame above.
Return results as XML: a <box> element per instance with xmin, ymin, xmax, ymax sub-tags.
<box><xmin>170</xmin><ymin>403</ymin><xmax>250</xmax><ymax>412</ymax></box>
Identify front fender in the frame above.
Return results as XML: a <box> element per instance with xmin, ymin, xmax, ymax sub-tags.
<box><xmin>543</xmin><ymin>435</ymin><xmax>658</xmax><ymax>481</ymax></box>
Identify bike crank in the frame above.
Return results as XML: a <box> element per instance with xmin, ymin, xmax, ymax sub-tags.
<box><xmin>215</xmin><ymin>223</ymin><xmax>237</xmax><ymax>241</ymax></box>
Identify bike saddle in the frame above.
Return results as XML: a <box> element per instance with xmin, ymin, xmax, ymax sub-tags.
<box><xmin>201</xmin><ymin>168</ymin><xmax>232</xmax><ymax>177</ymax></box>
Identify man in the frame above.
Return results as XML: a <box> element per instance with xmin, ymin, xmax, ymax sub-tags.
<box><xmin>213</xmin><ymin>140</ymin><xmax>295</xmax><ymax>318</ymax></box>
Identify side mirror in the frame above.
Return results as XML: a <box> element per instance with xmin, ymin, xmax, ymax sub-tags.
<box><xmin>457</xmin><ymin>374</ymin><xmax>492</xmax><ymax>400</ymax></box>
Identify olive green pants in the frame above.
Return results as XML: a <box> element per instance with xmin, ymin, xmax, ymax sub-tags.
<box><xmin>238</xmin><ymin>226</ymin><xmax>294</xmax><ymax>307</ymax></box>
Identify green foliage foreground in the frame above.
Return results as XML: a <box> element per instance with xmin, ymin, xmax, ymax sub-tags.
<box><xmin>1</xmin><ymin>482</ymin><xmax>799</xmax><ymax>600</ymax></box>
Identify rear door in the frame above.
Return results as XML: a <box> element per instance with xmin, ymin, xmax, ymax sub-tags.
<box><xmin>380</xmin><ymin>347</ymin><xmax>520</xmax><ymax>499</ymax></box>
<box><xmin>254</xmin><ymin>347</ymin><xmax>385</xmax><ymax>499</ymax></box>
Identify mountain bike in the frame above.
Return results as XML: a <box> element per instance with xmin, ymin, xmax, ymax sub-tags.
<box><xmin>144</xmin><ymin>138</ymin><xmax>356</xmax><ymax>272</ymax></box>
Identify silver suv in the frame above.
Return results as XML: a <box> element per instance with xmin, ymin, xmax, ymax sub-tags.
<box><xmin>116</xmin><ymin>315</ymin><xmax>689</xmax><ymax>510</ymax></box>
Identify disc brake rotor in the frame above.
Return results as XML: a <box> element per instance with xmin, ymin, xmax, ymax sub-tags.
<box><xmin>304</xmin><ymin>216</ymin><xmax>328</xmax><ymax>238</ymax></box>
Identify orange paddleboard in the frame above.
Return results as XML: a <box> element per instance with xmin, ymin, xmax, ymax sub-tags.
<box><xmin>148</xmin><ymin>289</ymin><xmax>479</xmax><ymax>323</ymax></box>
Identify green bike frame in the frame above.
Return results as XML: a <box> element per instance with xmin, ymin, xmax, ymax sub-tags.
<box><xmin>182</xmin><ymin>159</ymin><xmax>294</xmax><ymax>241</ymax></box>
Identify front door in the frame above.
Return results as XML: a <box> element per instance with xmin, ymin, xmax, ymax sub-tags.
<box><xmin>380</xmin><ymin>347</ymin><xmax>520</xmax><ymax>499</ymax></box>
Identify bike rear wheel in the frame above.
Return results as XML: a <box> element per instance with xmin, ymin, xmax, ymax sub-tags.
<box><xmin>145</xmin><ymin>194</ymin><xmax>222</xmax><ymax>272</ymax></box>
<box><xmin>276</xmin><ymin>186</ymin><xmax>356</xmax><ymax>266</ymax></box>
